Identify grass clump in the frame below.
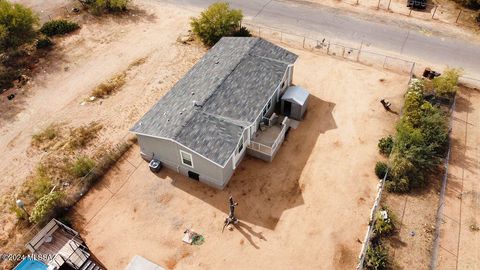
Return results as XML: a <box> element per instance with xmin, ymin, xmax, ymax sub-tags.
<box><xmin>365</xmin><ymin>243</ymin><xmax>390</xmax><ymax>270</ymax></box>
<box><xmin>66</xmin><ymin>122</ymin><xmax>103</xmax><ymax>150</ymax></box>
<box><xmin>69</xmin><ymin>156</ymin><xmax>95</xmax><ymax>178</ymax></box>
<box><xmin>31</xmin><ymin>124</ymin><xmax>60</xmax><ymax>148</ymax></box>
<box><xmin>40</xmin><ymin>20</ymin><xmax>80</xmax><ymax>37</ymax></box>
<box><xmin>91</xmin><ymin>72</ymin><xmax>126</xmax><ymax>98</ymax></box>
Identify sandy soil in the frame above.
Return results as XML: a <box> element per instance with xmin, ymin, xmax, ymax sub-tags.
<box><xmin>0</xmin><ymin>2</ymin><xmax>206</xmax><ymax>261</ymax></box>
<box><xmin>382</xmin><ymin>176</ymin><xmax>441</xmax><ymax>269</ymax></box>
<box><xmin>72</xmin><ymin>46</ymin><xmax>409</xmax><ymax>270</ymax></box>
<box><xmin>0</xmin><ymin>3</ymin><xmax>205</xmax><ymax>198</ymax></box>
<box><xmin>435</xmin><ymin>87</ymin><xmax>480</xmax><ymax>270</ymax></box>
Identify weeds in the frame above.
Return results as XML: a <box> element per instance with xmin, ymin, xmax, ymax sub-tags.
<box><xmin>66</xmin><ymin>122</ymin><xmax>103</xmax><ymax>150</ymax></box>
<box><xmin>69</xmin><ymin>156</ymin><xmax>96</xmax><ymax>178</ymax></box>
<box><xmin>31</xmin><ymin>124</ymin><xmax>60</xmax><ymax>148</ymax></box>
<box><xmin>91</xmin><ymin>72</ymin><xmax>126</xmax><ymax>98</ymax></box>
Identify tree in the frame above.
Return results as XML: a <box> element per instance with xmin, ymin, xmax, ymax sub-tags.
<box><xmin>0</xmin><ymin>1</ymin><xmax>39</xmax><ymax>50</ymax></box>
<box><xmin>190</xmin><ymin>2</ymin><xmax>243</xmax><ymax>46</ymax></box>
<box><xmin>433</xmin><ymin>68</ymin><xmax>461</xmax><ymax>98</ymax></box>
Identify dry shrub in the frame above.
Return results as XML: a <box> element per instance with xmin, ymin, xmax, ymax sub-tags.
<box><xmin>66</xmin><ymin>122</ymin><xmax>103</xmax><ymax>150</ymax></box>
<box><xmin>128</xmin><ymin>57</ymin><xmax>147</xmax><ymax>69</ymax></box>
<box><xmin>31</xmin><ymin>124</ymin><xmax>61</xmax><ymax>148</ymax></box>
<box><xmin>91</xmin><ymin>72</ymin><xmax>126</xmax><ymax>98</ymax></box>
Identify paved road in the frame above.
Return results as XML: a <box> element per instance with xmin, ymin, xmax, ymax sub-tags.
<box><xmin>158</xmin><ymin>0</ymin><xmax>480</xmax><ymax>78</ymax></box>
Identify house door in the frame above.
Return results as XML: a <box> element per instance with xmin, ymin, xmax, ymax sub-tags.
<box><xmin>188</xmin><ymin>171</ymin><xmax>199</xmax><ymax>181</ymax></box>
<box><xmin>284</xmin><ymin>101</ymin><xmax>292</xmax><ymax>116</ymax></box>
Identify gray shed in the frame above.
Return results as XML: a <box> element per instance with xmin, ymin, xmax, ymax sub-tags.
<box><xmin>281</xmin><ymin>86</ymin><xmax>309</xmax><ymax>120</ymax></box>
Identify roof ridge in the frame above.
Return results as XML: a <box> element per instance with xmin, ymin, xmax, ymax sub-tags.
<box><xmin>190</xmin><ymin>38</ymin><xmax>260</xmax><ymax>124</ymax></box>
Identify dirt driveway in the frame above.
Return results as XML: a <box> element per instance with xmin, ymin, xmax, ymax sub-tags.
<box><xmin>72</xmin><ymin>47</ymin><xmax>409</xmax><ymax>270</ymax></box>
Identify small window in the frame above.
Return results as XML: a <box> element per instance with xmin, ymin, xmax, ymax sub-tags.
<box><xmin>238</xmin><ymin>136</ymin><xmax>244</xmax><ymax>153</ymax></box>
<box><xmin>281</xmin><ymin>81</ymin><xmax>286</xmax><ymax>89</ymax></box>
<box><xmin>180</xmin><ymin>150</ymin><xmax>193</xmax><ymax>168</ymax></box>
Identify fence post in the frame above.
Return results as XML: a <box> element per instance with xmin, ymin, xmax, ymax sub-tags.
<box><xmin>409</xmin><ymin>8</ymin><xmax>412</xmax><ymax>16</ymax></box>
<box><xmin>455</xmin><ymin>9</ymin><xmax>462</xmax><ymax>23</ymax></box>
<box><xmin>357</xmin><ymin>41</ymin><xmax>363</xmax><ymax>62</ymax></box>
<box><xmin>326</xmin><ymin>42</ymin><xmax>331</xmax><ymax>54</ymax></box>
<box><xmin>431</xmin><ymin>5</ymin><xmax>438</xmax><ymax>19</ymax></box>
<box><xmin>377</xmin><ymin>0</ymin><xmax>380</xmax><ymax>9</ymax></box>
<box><xmin>387</xmin><ymin>0</ymin><xmax>392</xmax><ymax>10</ymax></box>
<box><xmin>409</xmin><ymin>62</ymin><xmax>416</xmax><ymax>84</ymax></box>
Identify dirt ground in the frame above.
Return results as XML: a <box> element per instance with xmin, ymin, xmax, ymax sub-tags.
<box><xmin>71</xmin><ymin>46</ymin><xmax>409</xmax><ymax>270</ymax></box>
<box><xmin>0</xmin><ymin>2</ymin><xmax>205</xmax><ymax>198</ymax></box>
<box><xmin>435</xmin><ymin>87</ymin><xmax>480</xmax><ymax>270</ymax></box>
<box><xmin>382</xmin><ymin>174</ymin><xmax>441</xmax><ymax>269</ymax></box>
<box><xmin>0</xmin><ymin>1</ymin><xmax>205</xmax><ymax>259</ymax></box>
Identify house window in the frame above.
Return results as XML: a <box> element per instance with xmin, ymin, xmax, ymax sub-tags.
<box><xmin>238</xmin><ymin>136</ymin><xmax>244</xmax><ymax>153</ymax></box>
<box><xmin>180</xmin><ymin>150</ymin><xmax>193</xmax><ymax>168</ymax></box>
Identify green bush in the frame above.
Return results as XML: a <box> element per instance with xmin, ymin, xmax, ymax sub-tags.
<box><xmin>365</xmin><ymin>244</ymin><xmax>390</xmax><ymax>270</ymax></box>
<box><xmin>232</xmin><ymin>26</ymin><xmax>251</xmax><ymax>37</ymax></box>
<box><xmin>374</xmin><ymin>207</ymin><xmax>395</xmax><ymax>236</ymax></box>
<box><xmin>190</xmin><ymin>2</ymin><xmax>243</xmax><ymax>46</ymax></box>
<box><xmin>433</xmin><ymin>68</ymin><xmax>461</xmax><ymax>98</ymax></box>
<box><xmin>378</xmin><ymin>135</ymin><xmax>394</xmax><ymax>156</ymax></box>
<box><xmin>386</xmin><ymin>79</ymin><xmax>450</xmax><ymax>193</ymax></box>
<box><xmin>69</xmin><ymin>156</ymin><xmax>95</xmax><ymax>178</ymax></box>
<box><xmin>0</xmin><ymin>1</ymin><xmax>39</xmax><ymax>49</ymax></box>
<box><xmin>375</xmin><ymin>161</ymin><xmax>389</xmax><ymax>179</ymax></box>
<box><xmin>29</xmin><ymin>191</ymin><xmax>63</xmax><ymax>224</ymax></box>
<box><xmin>40</xmin><ymin>20</ymin><xmax>80</xmax><ymax>37</ymax></box>
<box><xmin>36</xmin><ymin>37</ymin><xmax>53</xmax><ymax>49</ymax></box>
<box><xmin>31</xmin><ymin>176</ymin><xmax>53</xmax><ymax>200</ymax></box>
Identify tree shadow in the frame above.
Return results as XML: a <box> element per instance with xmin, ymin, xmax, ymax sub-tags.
<box><xmin>453</xmin><ymin>88</ymin><xmax>474</xmax><ymax>114</ymax></box>
<box><xmin>158</xmin><ymin>95</ymin><xmax>336</xmax><ymax>230</ymax></box>
<box><xmin>231</xmin><ymin>221</ymin><xmax>267</xmax><ymax>249</ymax></box>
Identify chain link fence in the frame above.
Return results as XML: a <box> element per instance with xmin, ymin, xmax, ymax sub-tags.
<box><xmin>337</xmin><ymin>0</ymin><xmax>478</xmax><ymax>27</ymax></box>
<box><xmin>244</xmin><ymin>22</ymin><xmax>417</xmax><ymax>76</ymax></box>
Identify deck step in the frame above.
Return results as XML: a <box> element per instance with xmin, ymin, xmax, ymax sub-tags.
<box><xmin>80</xmin><ymin>259</ymin><xmax>103</xmax><ymax>270</ymax></box>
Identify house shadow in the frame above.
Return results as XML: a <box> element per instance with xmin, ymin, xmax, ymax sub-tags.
<box><xmin>159</xmin><ymin>95</ymin><xmax>336</xmax><ymax>230</ymax></box>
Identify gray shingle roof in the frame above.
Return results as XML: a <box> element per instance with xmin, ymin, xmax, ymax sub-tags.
<box><xmin>130</xmin><ymin>37</ymin><xmax>298</xmax><ymax>166</ymax></box>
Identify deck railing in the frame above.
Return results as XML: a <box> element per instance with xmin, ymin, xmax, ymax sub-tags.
<box><xmin>248</xmin><ymin>117</ymin><xmax>290</xmax><ymax>156</ymax></box>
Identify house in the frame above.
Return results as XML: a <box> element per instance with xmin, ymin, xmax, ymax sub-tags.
<box><xmin>20</xmin><ymin>219</ymin><xmax>104</xmax><ymax>270</ymax></box>
<box><xmin>130</xmin><ymin>37</ymin><xmax>309</xmax><ymax>189</ymax></box>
